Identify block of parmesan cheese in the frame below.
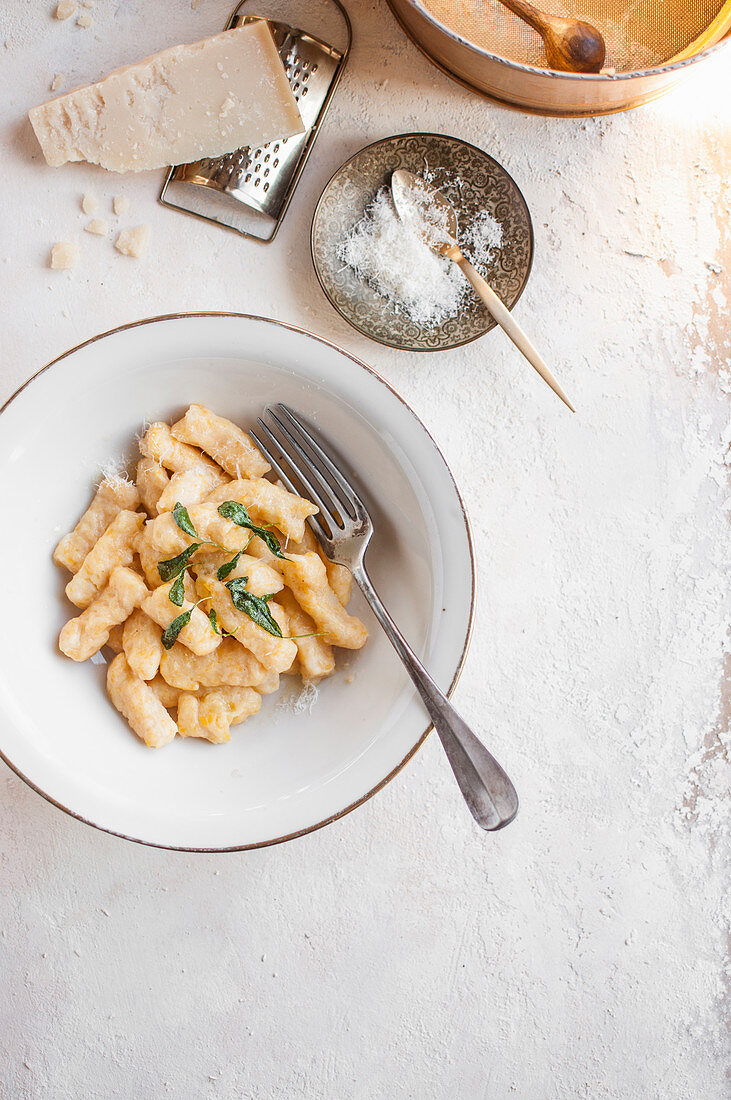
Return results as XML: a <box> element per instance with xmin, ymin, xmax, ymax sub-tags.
<box><xmin>28</xmin><ymin>23</ymin><xmax>304</xmax><ymax>173</ymax></box>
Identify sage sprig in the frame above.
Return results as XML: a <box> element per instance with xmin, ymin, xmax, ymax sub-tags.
<box><xmin>157</xmin><ymin>502</ymin><xmax>290</xmax><ymax>644</ymax></box>
<box><xmin>159</xmin><ymin>501</ymin><xmax>234</xmax><ymax>583</ymax></box>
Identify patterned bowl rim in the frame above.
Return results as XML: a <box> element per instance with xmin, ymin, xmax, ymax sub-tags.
<box><xmin>310</xmin><ymin>131</ymin><xmax>535</xmax><ymax>352</ymax></box>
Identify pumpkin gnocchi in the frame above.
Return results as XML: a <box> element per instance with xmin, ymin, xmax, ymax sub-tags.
<box><xmin>54</xmin><ymin>405</ymin><xmax>367</xmax><ymax>747</ymax></box>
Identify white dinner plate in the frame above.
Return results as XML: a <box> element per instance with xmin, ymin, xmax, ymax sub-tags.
<box><xmin>0</xmin><ymin>314</ymin><xmax>474</xmax><ymax>850</ymax></box>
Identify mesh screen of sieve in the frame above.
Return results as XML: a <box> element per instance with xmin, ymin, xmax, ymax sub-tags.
<box><xmin>421</xmin><ymin>1</ymin><xmax>726</xmax><ymax>73</ymax></box>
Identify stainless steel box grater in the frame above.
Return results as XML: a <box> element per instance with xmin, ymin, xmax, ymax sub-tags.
<box><xmin>159</xmin><ymin>0</ymin><xmax>351</xmax><ymax>242</ymax></box>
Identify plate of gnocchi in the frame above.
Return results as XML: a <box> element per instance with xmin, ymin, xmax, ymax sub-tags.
<box><xmin>0</xmin><ymin>313</ymin><xmax>474</xmax><ymax>849</ymax></box>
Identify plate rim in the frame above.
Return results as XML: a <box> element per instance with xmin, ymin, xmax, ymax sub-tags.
<box><xmin>0</xmin><ymin>311</ymin><xmax>476</xmax><ymax>852</ymax></box>
<box><xmin>310</xmin><ymin>130</ymin><xmax>535</xmax><ymax>352</ymax></box>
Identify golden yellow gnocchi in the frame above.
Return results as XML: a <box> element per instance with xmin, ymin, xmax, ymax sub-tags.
<box><xmin>54</xmin><ymin>404</ymin><xmax>367</xmax><ymax>748</ymax></box>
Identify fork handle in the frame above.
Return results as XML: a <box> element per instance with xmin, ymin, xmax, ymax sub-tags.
<box><xmin>354</xmin><ymin>566</ymin><xmax>518</xmax><ymax>831</ymax></box>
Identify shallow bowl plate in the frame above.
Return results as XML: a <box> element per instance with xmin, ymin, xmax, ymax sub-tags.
<box><xmin>311</xmin><ymin>132</ymin><xmax>534</xmax><ymax>351</ymax></box>
<box><xmin>0</xmin><ymin>314</ymin><xmax>474</xmax><ymax>850</ymax></box>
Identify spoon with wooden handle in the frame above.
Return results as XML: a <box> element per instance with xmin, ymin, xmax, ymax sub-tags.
<box><xmin>495</xmin><ymin>0</ymin><xmax>606</xmax><ymax>73</ymax></box>
<box><xmin>391</xmin><ymin>170</ymin><xmax>575</xmax><ymax>413</ymax></box>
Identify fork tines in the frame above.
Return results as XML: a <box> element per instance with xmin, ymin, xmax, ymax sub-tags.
<box><xmin>251</xmin><ymin>405</ymin><xmax>367</xmax><ymax>542</ymax></box>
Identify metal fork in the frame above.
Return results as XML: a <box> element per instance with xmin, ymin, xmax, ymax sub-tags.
<box><xmin>250</xmin><ymin>404</ymin><xmax>519</xmax><ymax>831</ymax></box>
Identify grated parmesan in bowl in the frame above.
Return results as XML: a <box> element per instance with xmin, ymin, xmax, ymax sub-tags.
<box><xmin>311</xmin><ymin>133</ymin><xmax>533</xmax><ymax>352</ymax></box>
<box><xmin>337</xmin><ymin>178</ymin><xmax>503</xmax><ymax>328</ymax></box>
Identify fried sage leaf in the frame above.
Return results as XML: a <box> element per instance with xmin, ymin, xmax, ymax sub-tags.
<box><xmin>168</xmin><ymin>570</ymin><xmax>186</xmax><ymax>607</ymax></box>
<box><xmin>216</xmin><ymin>549</ymin><xmax>244</xmax><ymax>582</ymax></box>
<box><xmin>253</xmin><ymin>528</ymin><xmax>288</xmax><ymax>561</ymax></box>
<box><xmin>161</xmin><ymin>608</ymin><xmax>192</xmax><ymax>650</ymax></box>
<box><xmin>216</xmin><ymin>500</ymin><xmax>252</xmax><ymax>527</ymax></box>
<box><xmin>217</xmin><ymin>501</ymin><xmax>287</xmax><ymax>560</ymax></box>
<box><xmin>172</xmin><ymin>502</ymin><xmax>198</xmax><ymax>538</ymax></box>
<box><xmin>157</xmin><ymin>542</ymin><xmax>202</xmax><ymax>582</ymax></box>
<box><xmin>225</xmin><ymin>577</ymin><xmax>283</xmax><ymax>637</ymax></box>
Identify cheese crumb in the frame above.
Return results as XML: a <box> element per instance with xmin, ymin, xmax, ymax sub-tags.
<box><xmin>275</xmin><ymin>680</ymin><xmax>319</xmax><ymax>716</ymax></box>
<box><xmin>76</xmin><ymin>12</ymin><xmax>92</xmax><ymax>28</ymax></box>
<box><xmin>84</xmin><ymin>218</ymin><xmax>107</xmax><ymax>236</ymax></box>
<box><xmin>55</xmin><ymin>1</ymin><xmax>76</xmax><ymax>20</ymax></box>
<box><xmin>50</xmin><ymin>73</ymin><xmax>64</xmax><ymax>92</ymax></box>
<box><xmin>115</xmin><ymin>226</ymin><xmax>150</xmax><ymax>258</ymax></box>
<box><xmin>81</xmin><ymin>191</ymin><xmax>97</xmax><ymax>214</ymax></box>
<box><xmin>50</xmin><ymin>241</ymin><xmax>79</xmax><ymax>270</ymax></box>
<box><xmin>113</xmin><ymin>195</ymin><xmax>129</xmax><ymax>216</ymax></box>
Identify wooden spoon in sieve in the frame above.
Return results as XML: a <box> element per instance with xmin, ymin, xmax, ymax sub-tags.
<box><xmin>495</xmin><ymin>0</ymin><xmax>606</xmax><ymax>73</ymax></box>
<box><xmin>391</xmin><ymin>170</ymin><xmax>575</xmax><ymax>412</ymax></box>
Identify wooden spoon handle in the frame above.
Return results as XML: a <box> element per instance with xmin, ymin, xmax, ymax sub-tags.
<box><xmin>453</xmin><ymin>251</ymin><xmax>575</xmax><ymax>412</ymax></box>
<box><xmin>494</xmin><ymin>0</ymin><xmax>550</xmax><ymax>35</ymax></box>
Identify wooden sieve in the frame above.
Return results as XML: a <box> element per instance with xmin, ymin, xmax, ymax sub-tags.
<box><xmin>387</xmin><ymin>0</ymin><xmax>731</xmax><ymax>114</ymax></box>
<box><xmin>422</xmin><ymin>0</ymin><xmax>728</xmax><ymax>73</ymax></box>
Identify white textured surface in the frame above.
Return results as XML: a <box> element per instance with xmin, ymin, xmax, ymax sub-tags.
<box><xmin>0</xmin><ymin>3</ymin><xmax>729</xmax><ymax>1097</ymax></box>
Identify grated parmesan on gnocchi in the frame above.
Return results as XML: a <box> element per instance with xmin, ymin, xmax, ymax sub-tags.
<box><xmin>55</xmin><ymin>405</ymin><xmax>367</xmax><ymax>747</ymax></box>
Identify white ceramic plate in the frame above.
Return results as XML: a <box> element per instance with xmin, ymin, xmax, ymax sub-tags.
<box><xmin>0</xmin><ymin>314</ymin><xmax>474</xmax><ymax>850</ymax></box>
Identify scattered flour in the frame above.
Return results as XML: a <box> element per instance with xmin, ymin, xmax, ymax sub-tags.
<box><xmin>1</xmin><ymin>4</ymin><xmax>728</xmax><ymax>1096</ymax></box>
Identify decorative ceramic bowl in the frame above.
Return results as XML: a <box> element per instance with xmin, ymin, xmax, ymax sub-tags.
<box><xmin>311</xmin><ymin>132</ymin><xmax>534</xmax><ymax>352</ymax></box>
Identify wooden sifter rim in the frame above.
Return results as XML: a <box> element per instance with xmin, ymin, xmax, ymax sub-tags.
<box><xmin>407</xmin><ymin>0</ymin><xmax>731</xmax><ymax>77</ymax></box>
